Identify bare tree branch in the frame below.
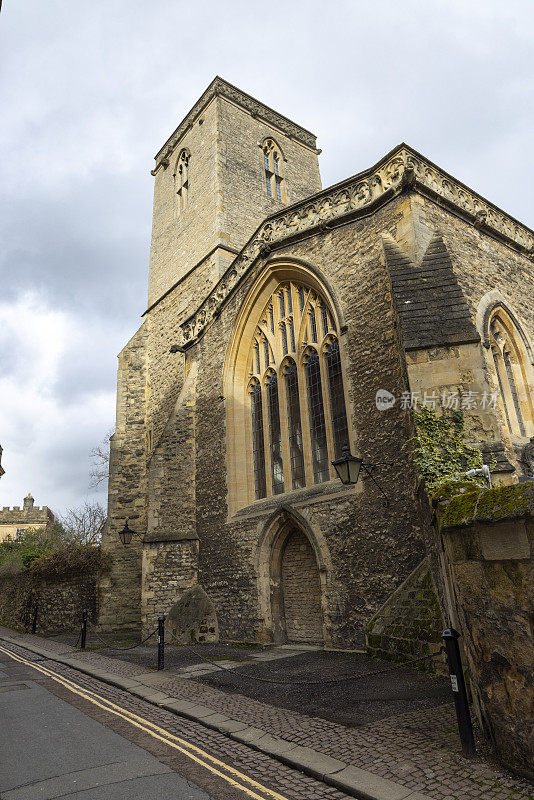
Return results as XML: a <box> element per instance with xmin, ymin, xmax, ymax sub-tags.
<box><xmin>60</xmin><ymin>501</ymin><xmax>107</xmax><ymax>546</ymax></box>
<box><xmin>89</xmin><ymin>428</ymin><xmax>114</xmax><ymax>489</ymax></box>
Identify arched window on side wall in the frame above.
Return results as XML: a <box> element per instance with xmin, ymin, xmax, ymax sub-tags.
<box><xmin>245</xmin><ymin>281</ymin><xmax>349</xmax><ymax>501</ymax></box>
<box><xmin>489</xmin><ymin>311</ymin><xmax>533</xmax><ymax>439</ymax></box>
<box><xmin>175</xmin><ymin>150</ymin><xmax>190</xmax><ymax>215</ymax></box>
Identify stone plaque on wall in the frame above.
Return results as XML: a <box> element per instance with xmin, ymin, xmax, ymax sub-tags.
<box><xmin>478</xmin><ymin>521</ymin><xmax>530</xmax><ymax>561</ymax></box>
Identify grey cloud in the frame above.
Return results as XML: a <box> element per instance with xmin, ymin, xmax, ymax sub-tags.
<box><xmin>1</xmin><ymin>0</ymin><xmax>533</xmax><ymax>514</ymax></box>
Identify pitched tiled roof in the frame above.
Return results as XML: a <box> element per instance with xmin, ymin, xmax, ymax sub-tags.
<box><xmin>384</xmin><ymin>234</ymin><xmax>480</xmax><ymax>351</ymax></box>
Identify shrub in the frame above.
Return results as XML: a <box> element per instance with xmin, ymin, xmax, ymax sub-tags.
<box><xmin>29</xmin><ymin>545</ymin><xmax>112</xmax><ymax>579</ymax></box>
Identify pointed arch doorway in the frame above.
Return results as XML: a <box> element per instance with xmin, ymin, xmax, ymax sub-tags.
<box><xmin>269</xmin><ymin>522</ymin><xmax>325</xmax><ymax>644</ymax></box>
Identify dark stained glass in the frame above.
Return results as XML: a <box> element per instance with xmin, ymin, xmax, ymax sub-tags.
<box><xmin>321</xmin><ymin>303</ymin><xmax>329</xmax><ymax>336</ymax></box>
<box><xmin>325</xmin><ymin>339</ymin><xmax>349</xmax><ymax>459</ymax></box>
<box><xmin>286</xmin><ymin>286</ymin><xmax>293</xmax><ymax>313</ymax></box>
<box><xmin>288</xmin><ymin>317</ymin><xmax>296</xmax><ymax>352</ymax></box>
<box><xmin>279</xmin><ymin>291</ymin><xmax>286</xmax><ymax>318</ymax></box>
<box><xmin>263</xmin><ymin>337</ymin><xmax>270</xmax><ymax>368</ymax></box>
<box><xmin>309</xmin><ymin>308</ymin><xmax>318</xmax><ymax>342</ymax></box>
<box><xmin>503</xmin><ymin>350</ymin><xmax>526</xmax><ymax>436</ymax></box>
<box><xmin>305</xmin><ymin>352</ymin><xmax>329</xmax><ymax>483</ymax></box>
<box><xmin>492</xmin><ymin>349</ymin><xmax>513</xmax><ymax>432</ymax></box>
<box><xmin>254</xmin><ymin>341</ymin><xmax>261</xmax><ymax>374</ymax></box>
<box><xmin>281</xmin><ymin>323</ymin><xmax>288</xmax><ymax>355</ymax></box>
<box><xmin>275</xmin><ymin>177</ymin><xmax>282</xmax><ymax>201</ymax></box>
<box><xmin>266</xmin><ymin>373</ymin><xmax>284</xmax><ymax>494</ymax></box>
<box><xmin>250</xmin><ymin>381</ymin><xmax>266</xmax><ymax>499</ymax></box>
<box><xmin>285</xmin><ymin>361</ymin><xmax>305</xmax><ymax>489</ymax></box>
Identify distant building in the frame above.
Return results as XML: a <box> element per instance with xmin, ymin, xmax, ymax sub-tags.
<box><xmin>0</xmin><ymin>494</ymin><xmax>55</xmax><ymax>543</ymax></box>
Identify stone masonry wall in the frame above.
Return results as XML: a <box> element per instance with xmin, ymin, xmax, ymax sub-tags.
<box><xmin>141</xmin><ymin>539</ymin><xmax>199</xmax><ymax>634</ymax></box>
<box><xmin>0</xmin><ymin>572</ymin><xmax>99</xmax><ymax>634</ymax></box>
<box><xmin>99</xmin><ymin>325</ymin><xmax>147</xmax><ymax>633</ymax></box>
<box><xmin>217</xmin><ymin>97</ymin><xmax>322</xmax><ymax>254</ymax></box>
<box><xmin>366</xmin><ymin>558</ymin><xmax>444</xmax><ymax>671</ymax></box>
<box><xmin>435</xmin><ymin>483</ymin><xmax>534</xmax><ymax>779</ymax></box>
<box><xmin>405</xmin><ymin>193</ymin><xmax>534</xmax><ymax>471</ymax></box>
<box><xmin>192</xmin><ymin>194</ymin><xmax>428</xmax><ymax>648</ymax></box>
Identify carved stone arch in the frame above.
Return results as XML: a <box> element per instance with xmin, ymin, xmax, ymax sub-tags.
<box><xmin>259</xmin><ymin>135</ymin><xmax>287</xmax><ymax>162</ymax></box>
<box><xmin>255</xmin><ymin>505</ymin><xmax>332</xmax><ymax>644</ymax></box>
<box><xmin>477</xmin><ymin>289</ymin><xmax>534</xmax><ymax>365</ymax></box>
<box><xmin>477</xmin><ymin>290</ymin><xmax>534</xmax><ymax>440</ymax></box>
<box><xmin>173</xmin><ymin>147</ymin><xmax>191</xmax><ymax>176</ymax></box>
<box><xmin>223</xmin><ymin>259</ymin><xmax>351</xmax><ymax>516</ymax></box>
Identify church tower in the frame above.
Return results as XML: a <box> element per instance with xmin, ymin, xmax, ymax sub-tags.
<box><xmin>146</xmin><ymin>77</ymin><xmax>322</xmax><ymax>308</ymax></box>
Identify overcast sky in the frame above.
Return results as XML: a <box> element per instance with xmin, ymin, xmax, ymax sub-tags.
<box><xmin>1</xmin><ymin>0</ymin><xmax>533</xmax><ymax>516</ymax></box>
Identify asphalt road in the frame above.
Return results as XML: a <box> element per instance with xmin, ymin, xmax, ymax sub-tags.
<box><xmin>0</xmin><ymin>645</ymin><xmax>351</xmax><ymax>800</ymax></box>
<box><xmin>0</xmin><ymin>654</ymin><xmax>211</xmax><ymax>799</ymax></box>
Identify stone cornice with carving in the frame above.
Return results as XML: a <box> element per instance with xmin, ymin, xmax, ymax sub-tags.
<box><xmin>153</xmin><ymin>77</ymin><xmax>317</xmax><ymax>172</ymax></box>
<box><xmin>177</xmin><ymin>144</ymin><xmax>534</xmax><ymax>347</ymax></box>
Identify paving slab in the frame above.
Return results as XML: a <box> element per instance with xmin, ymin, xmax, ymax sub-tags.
<box><xmin>252</xmin><ymin>733</ymin><xmax>299</xmax><ymax>757</ymax></box>
<box><xmin>129</xmin><ymin>687</ymin><xmax>169</xmax><ymax>703</ymax></box>
<box><xmin>175</xmin><ymin>702</ymin><xmax>223</xmax><ymax>720</ymax></box>
<box><xmin>214</xmin><ymin>718</ymin><xmax>249</xmax><ymax>734</ymax></box>
<box><xmin>135</xmin><ymin>671</ymin><xmax>172</xmax><ymax>686</ymax></box>
<box><xmin>276</xmin><ymin>745</ymin><xmax>346</xmax><ymax>780</ymax></box>
<box><xmin>230</xmin><ymin>726</ymin><xmax>271</xmax><ymax>747</ymax></box>
<box><xmin>159</xmin><ymin>698</ymin><xmax>205</xmax><ymax>714</ymax></box>
<box><xmin>325</xmin><ymin>765</ymin><xmax>423</xmax><ymax>800</ymax></box>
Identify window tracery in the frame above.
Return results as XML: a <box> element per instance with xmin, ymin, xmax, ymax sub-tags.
<box><xmin>246</xmin><ymin>281</ymin><xmax>349</xmax><ymax>500</ymax></box>
<box><xmin>262</xmin><ymin>139</ymin><xmax>284</xmax><ymax>202</ymax></box>
<box><xmin>489</xmin><ymin>313</ymin><xmax>531</xmax><ymax>439</ymax></box>
<box><xmin>175</xmin><ymin>150</ymin><xmax>189</xmax><ymax>215</ymax></box>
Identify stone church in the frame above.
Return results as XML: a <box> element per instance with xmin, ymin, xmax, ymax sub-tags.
<box><xmin>99</xmin><ymin>77</ymin><xmax>534</xmax><ymax>647</ymax></box>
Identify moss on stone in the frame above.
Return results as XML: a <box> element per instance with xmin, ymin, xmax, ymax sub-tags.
<box><xmin>437</xmin><ymin>483</ymin><xmax>533</xmax><ymax>531</ymax></box>
<box><xmin>431</xmin><ymin>478</ymin><xmax>481</xmax><ymax>502</ymax></box>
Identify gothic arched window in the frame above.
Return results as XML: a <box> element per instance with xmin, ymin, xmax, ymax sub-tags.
<box><xmin>262</xmin><ymin>139</ymin><xmax>284</xmax><ymax>202</ymax></box>
<box><xmin>489</xmin><ymin>311</ymin><xmax>533</xmax><ymax>439</ymax></box>
<box><xmin>246</xmin><ymin>281</ymin><xmax>349</xmax><ymax>500</ymax></box>
<box><xmin>175</xmin><ymin>150</ymin><xmax>189</xmax><ymax>215</ymax></box>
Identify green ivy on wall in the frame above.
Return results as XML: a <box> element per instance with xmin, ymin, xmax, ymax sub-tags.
<box><xmin>410</xmin><ymin>407</ymin><xmax>484</xmax><ymax>492</ymax></box>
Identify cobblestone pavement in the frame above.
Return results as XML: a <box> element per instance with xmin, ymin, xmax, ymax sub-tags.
<box><xmin>0</xmin><ymin>642</ymin><xmax>351</xmax><ymax>800</ymax></box>
<box><xmin>2</xmin><ymin>630</ymin><xmax>532</xmax><ymax>800</ymax></box>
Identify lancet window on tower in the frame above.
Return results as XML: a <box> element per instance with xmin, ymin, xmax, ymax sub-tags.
<box><xmin>262</xmin><ymin>139</ymin><xmax>284</xmax><ymax>202</ymax></box>
<box><xmin>175</xmin><ymin>150</ymin><xmax>189</xmax><ymax>215</ymax></box>
<box><xmin>246</xmin><ymin>282</ymin><xmax>349</xmax><ymax>500</ymax></box>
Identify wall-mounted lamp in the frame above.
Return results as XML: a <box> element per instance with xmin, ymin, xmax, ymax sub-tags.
<box><xmin>332</xmin><ymin>444</ymin><xmax>390</xmax><ymax>507</ymax></box>
<box><xmin>118</xmin><ymin>519</ymin><xmax>141</xmax><ymax>546</ymax></box>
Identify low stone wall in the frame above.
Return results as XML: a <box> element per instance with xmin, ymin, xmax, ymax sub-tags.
<box><xmin>366</xmin><ymin>558</ymin><xmax>444</xmax><ymax>671</ymax></box>
<box><xmin>435</xmin><ymin>482</ymin><xmax>534</xmax><ymax>780</ymax></box>
<box><xmin>0</xmin><ymin>572</ymin><xmax>99</xmax><ymax>634</ymax></box>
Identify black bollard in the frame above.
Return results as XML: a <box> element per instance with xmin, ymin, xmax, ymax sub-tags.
<box><xmin>31</xmin><ymin>603</ymin><xmax>38</xmax><ymax>634</ymax></box>
<box><xmin>442</xmin><ymin>628</ymin><xmax>476</xmax><ymax>758</ymax></box>
<box><xmin>81</xmin><ymin>609</ymin><xmax>88</xmax><ymax>650</ymax></box>
<box><xmin>157</xmin><ymin>615</ymin><xmax>165</xmax><ymax>671</ymax></box>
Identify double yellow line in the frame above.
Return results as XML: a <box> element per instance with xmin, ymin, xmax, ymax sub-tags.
<box><xmin>0</xmin><ymin>645</ymin><xmax>291</xmax><ymax>800</ymax></box>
